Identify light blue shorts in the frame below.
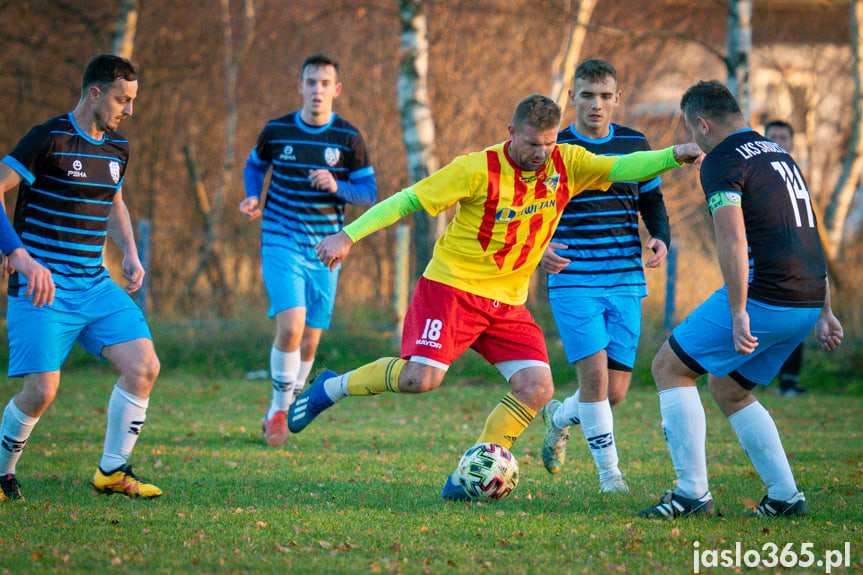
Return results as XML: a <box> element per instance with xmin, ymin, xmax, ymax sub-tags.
<box><xmin>261</xmin><ymin>245</ymin><xmax>338</xmax><ymax>329</ymax></box>
<box><xmin>6</xmin><ymin>279</ymin><xmax>152</xmax><ymax>377</ymax></box>
<box><xmin>549</xmin><ymin>293</ymin><xmax>641</xmax><ymax>369</ymax></box>
<box><xmin>670</xmin><ymin>287</ymin><xmax>820</xmax><ymax>388</ymax></box>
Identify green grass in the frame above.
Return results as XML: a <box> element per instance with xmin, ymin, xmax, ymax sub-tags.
<box><xmin>0</xmin><ymin>354</ymin><xmax>861</xmax><ymax>574</ymax></box>
<box><xmin>0</xmin><ymin>307</ymin><xmax>860</xmax><ymax>574</ymax></box>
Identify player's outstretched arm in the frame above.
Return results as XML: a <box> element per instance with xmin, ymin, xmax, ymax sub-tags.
<box><xmin>316</xmin><ymin>189</ymin><xmax>424</xmax><ymax>272</ymax></box>
<box><xmin>608</xmin><ymin>144</ymin><xmax>703</xmax><ymax>183</ymax></box>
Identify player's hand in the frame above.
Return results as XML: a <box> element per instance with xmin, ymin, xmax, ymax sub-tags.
<box><xmin>239</xmin><ymin>196</ymin><xmax>262</xmax><ymax>220</ymax></box>
<box><xmin>540</xmin><ymin>242</ymin><xmax>571</xmax><ymax>274</ymax></box>
<box><xmin>121</xmin><ymin>251</ymin><xmax>145</xmax><ymax>293</ymax></box>
<box><xmin>731</xmin><ymin>310</ymin><xmax>758</xmax><ymax>355</ymax></box>
<box><xmin>316</xmin><ymin>230</ymin><xmax>354</xmax><ymax>271</ymax></box>
<box><xmin>0</xmin><ymin>253</ymin><xmax>13</xmax><ymax>279</ymax></box>
<box><xmin>644</xmin><ymin>237</ymin><xmax>668</xmax><ymax>268</ymax></box>
<box><xmin>814</xmin><ymin>312</ymin><xmax>843</xmax><ymax>352</ymax></box>
<box><xmin>672</xmin><ymin>143</ymin><xmax>704</xmax><ymax>165</ymax></box>
<box><xmin>7</xmin><ymin>248</ymin><xmax>54</xmax><ymax>307</ymax></box>
<box><xmin>309</xmin><ymin>169</ymin><xmax>338</xmax><ymax>194</ymax></box>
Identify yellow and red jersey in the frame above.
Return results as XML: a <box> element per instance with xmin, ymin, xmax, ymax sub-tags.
<box><xmin>412</xmin><ymin>141</ymin><xmax>615</xmax><ymax>305</ymax></box>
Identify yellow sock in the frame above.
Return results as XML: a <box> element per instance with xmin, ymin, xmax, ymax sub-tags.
<box><xmin>346</xmin><ymin>358</ymin><xmax>406</xmax><ymax>396</ymax></box>
<box><xmin>476</xmin><ymin>393</ymin><xmax>536</xmax><ymax>449</ymax></box>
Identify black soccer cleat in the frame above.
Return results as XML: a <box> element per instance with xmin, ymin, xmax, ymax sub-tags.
<box><xmin>639</xmin><ymin>489</ymin><xmax>714</xmax><ymax>519</ymax></box>
<box><xmin>755</xmin><ymin>492</ymin><xmax>807</xmax><ymax>517</ymax></box>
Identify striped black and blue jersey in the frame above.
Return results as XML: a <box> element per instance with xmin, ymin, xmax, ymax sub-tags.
<box><xmin>2</xmin><ymin>113</ymin><xmax>128</xmax><ymax>296</ymax></box>
<box><xmin>547</xmin><ymin>123</ymin><xmax>669</xmax><ymax>297</ymax></box>
<box><xmin>247</xmin><ymin>111</ymin><xmax>376</xmax><ymax>259</ymax></box>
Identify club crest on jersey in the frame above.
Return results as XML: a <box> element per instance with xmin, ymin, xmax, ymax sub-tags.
<box><xmin>543</xmin><ymin>174</ymin><xmax>560</xmax><ymax>194</ymax></box>
<box><xmin>279</xmin><ymin>145</ymin><xmax>296</xmax><ymax>161</ymax></box>
<box><xmin>109</xmin><ymin>161</ymin><xmax>121</xmax><ymax>184</ymax></box>
<box><xmin>67</xmin><ymin>159</ymin><xmax>87</xmax><ymax>178</ymax></box>
<box><xmin>324</xmin><ymin>147</ymin><xmax>341</xmax><ymax>167</ymax></box>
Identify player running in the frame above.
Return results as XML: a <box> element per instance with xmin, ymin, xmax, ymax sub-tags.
<box><xmin>240</xmin><ymin>53</ymin><xmax>377</xmax><ymax>446</ymax></box>
<box><xmin>286</xmin><ymin>93</ymin><xmax>701</xmax><ymax>500</ymax></box>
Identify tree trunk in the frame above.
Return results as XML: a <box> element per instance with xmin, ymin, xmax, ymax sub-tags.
<box><xmin>823</xmin><ymin>0</ymin><xmax>863</xmax><ymax>256</ymax></box>
<box><xmin>111</xmin><ymin>0</ymin><xmax>138</xmax><ymax>59</ymax></box>
<box><xmin>549</xmin><ymin>0</ymin><xmax>597</xmax><ymax>114</ymax></box>
<box><xmin>398</xmin><ymin>0</ymin><xmax>442</xmax><ymax>281</ymax></box>
<box><xmin>726</xmin><ymin>0</ymin><xmax>752</xmax><ymax>121</ymax></box>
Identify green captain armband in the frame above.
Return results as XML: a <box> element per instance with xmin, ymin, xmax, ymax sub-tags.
<box><xmin>343</xmin><ymin>188</ymin><xmax>423</xmax><ymax>242</ymax></box>
<box><xmin>706</xmin><ymin>191</ymin><xmax>742</xmax><ymax>215</ymax></box>
<box><xmin>608</xmin><ymin>146</ymin><xmax>680</xmax><ymax>182</ymax></box>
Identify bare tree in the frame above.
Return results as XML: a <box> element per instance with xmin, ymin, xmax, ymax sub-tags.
<box><xmin>549</xmin><ymin>0</ymin><xmax>597</xmax><ymax>113</ymax></box>
<box><xmin>823</xmin><ymin>0</ymin><xmax>863</xmax><ymax>255</ymax></box>
<box><xmin>184</xmin><ymin>0</ymin><xmax>256</xmax><ymax>314</ymax></box>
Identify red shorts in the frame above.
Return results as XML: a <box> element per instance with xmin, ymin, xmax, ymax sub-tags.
<box><xmin>401</xmin><ymin>277</ymin><xmax>549</xmax><ymax>366</ymax></box>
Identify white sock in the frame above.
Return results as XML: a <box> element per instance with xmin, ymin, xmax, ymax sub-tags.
<box><xmin>100</xmin><ymin>385</ymin><xmax>149</xmax><ymax>472</ymax></box>
<box><xmin>296</xmin><ymin>360</ymin><xmax>315</xmax><ymax>390</ymax></box>
<box><xmin>729</xmin><ymin>400</ymin><xmax>798</xmax><ymax>501</ymax></box>
<box><xmin>324</xmin><ymin>372</ymin><xmax>351</xmax><ymax>402</ymax></box>
<box><xmin>659</xmin><ymin>387</ymin><xmax>709</xmax><ymax>500</ymax></box>
<box><xmin>553</xmin><ymin>388</ymin><xmax>581</xmax><ymax>428</ymax></box>
<box><xmin>0</xmin><ymin>400</ymin><xmax>39</xmax><ymax>475</ymax></box>
<box><xmin>579</xmin><ymin>399</ymin><xmax>620</xmax><ymax>481</ymax></box>
<box><xmin>268</xmin><ymin>346</ymin><xmax>300</xmax><ymax>420</ymax></box>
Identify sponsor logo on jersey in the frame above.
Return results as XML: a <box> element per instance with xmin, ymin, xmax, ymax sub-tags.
<box><xmin>109</xmin><ymin>161</ymin><xmax>121</xmax><ymax>183</ymax></box>
<box><xmin>495</xmin><ymin>198</ymin><xmax>557</xmax><ymax>223</ymax></box>
<box><xmin>279</xmin><ymin>145</ymin><xmax>296</xmax><ymax>161</ymax></box>
<box><xmin>414</xmin><ymin>338</ymin><xmax>443</xmax><ymax>349</ymax></box>
<box><xmin>324</xmin><ymin>147</ymin><xmax>341</xmax><ymax>167</ymax></box>
<box><xmin>67</xmin><ymin>159</ymin><xmax>87</xmax><ymax>178</ymax></box>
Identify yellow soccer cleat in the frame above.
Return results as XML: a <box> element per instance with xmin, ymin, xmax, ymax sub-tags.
<box><xmin>0</xmin><ymin>473</ymin><xmax>24</xmax><ymax>502</ymax></box>
<box><xmin>92</xmin><ymin>464</ymin><xmax>163</xmax><ymax>498</ymax></box>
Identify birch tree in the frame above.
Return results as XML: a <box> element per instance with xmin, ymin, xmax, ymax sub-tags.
<box><xmin>397</xmin><ymin>0</ymin><xmax>442</xmax><ymax>287</ymax></box>
<box><xmin>111</xmin><ymin>0</ymin><xmax>138</xmax><ymax>59</ymax></box>
<box><xmin>726</xmin><ymin>0</ymin><xmax>752</xmax><ymax>120</ymax></box>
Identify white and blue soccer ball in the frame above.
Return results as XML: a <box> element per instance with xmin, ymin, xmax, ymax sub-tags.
<box><xmin>456</xmin><ymin>442</ymin><xmax>519</xmax><ymax>501</ymax></box>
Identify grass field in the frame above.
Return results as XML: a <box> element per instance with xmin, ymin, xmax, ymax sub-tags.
<box><xmin>0</xmin><ymin>311</ymin><xmax>860</xmax><ymax>574</ymax></box>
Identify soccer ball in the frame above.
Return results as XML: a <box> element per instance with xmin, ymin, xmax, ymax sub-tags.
<box><xmin>456</xmin><ymin>442</ymin><xmax>519</xmax><ymax>501</ymax></box>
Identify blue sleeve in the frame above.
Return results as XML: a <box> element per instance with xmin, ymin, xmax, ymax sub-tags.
<box><xmin>243</xmin><ymin>149</ymin><xmax>270</xmax><ymax>198</ymax></box>
<box><xmin>0</xmin><ymin>215</ymin><xmax>23</xmax><ymax>255</ymax></box>
<box><xmin>333</xmin><ymin>168</ymin><xmax>377</xmax><ymax>206</ymax></box>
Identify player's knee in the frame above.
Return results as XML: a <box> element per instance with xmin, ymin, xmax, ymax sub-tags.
<box><xmin>608</xmin><ymin>389</ymin><xmax>626</xmax><ymax>407</ymax></box>
<box><xmin>400</xmin><ymin>369</ymin><xmax>443</xmax><ymax>393</ymax></box>
<box><xmin>127</xmin><ymin>352</ymin><xmax>161</xmax><ymax>387</ymax></box>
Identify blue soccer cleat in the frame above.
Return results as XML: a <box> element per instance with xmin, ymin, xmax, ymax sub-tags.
<box><xmin>440</xmin><ymin>473</ymin><xmax>471</xmax><ymax>502</ymax></box>
<box><xmin>288</xmin><ymin>370</ymin><xmax>338</xmax><ymax>433</ymax></box>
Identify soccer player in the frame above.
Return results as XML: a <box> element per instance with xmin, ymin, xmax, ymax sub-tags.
<box><xmin>538</xmin><ymin>59</ymin><xmax>670</xmax><ymax>493</ymax></box>
<box><xmin>239</xmin><ymin>54</ymin><xmax>377</xmax><ymax>446</ymax></box>
<box><xmin>764</xmin><ymin>120</ymin><xmax>807</xmax><ymax>397</ymax></box>
<box><xmin>0</xmin><ymin>55</ymin><xmax>162</xmax><ymax>501</ymax></box>
<box><xmin>640</xmin><ymin>81</ymin><xmax>843</xmax><ymax>519</ymax></box>
<box><xmin>287</xmin><ymin>93</ymin><xmax>701</xmax><ymax>500</ymax></box>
